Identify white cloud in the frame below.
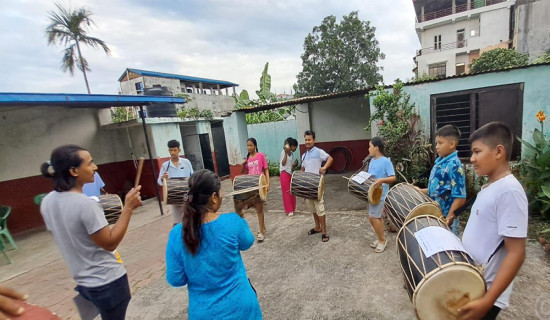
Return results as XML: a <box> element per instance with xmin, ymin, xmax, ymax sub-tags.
<box><xmin>0</xmin><ymin>0</ymin><xmax>420</xmax><ymax>97</ymax></box>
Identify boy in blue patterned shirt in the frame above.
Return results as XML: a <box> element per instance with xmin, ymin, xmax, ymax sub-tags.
<box><xmin>419</xmin><ymin>124</ymin><xmax>466</xmax><ymax>235</ymax></box>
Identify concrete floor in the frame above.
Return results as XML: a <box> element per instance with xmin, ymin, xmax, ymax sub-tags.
<box><xmin>2</xmin><ymin>174</ymin><xmax>549</xmax><ymax>319</ymax></box>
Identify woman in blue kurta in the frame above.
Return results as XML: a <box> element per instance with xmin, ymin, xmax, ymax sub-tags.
<box><xmin>165</xmin><ymin>169</ymin><xmax>262</xmax><ymax>320</ymax></box>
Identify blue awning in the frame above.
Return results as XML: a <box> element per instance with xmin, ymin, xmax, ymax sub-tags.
<box><xmin>0</xmin><ymin>92</ymin><xmax>185</xmax><ymax>108</ymax></box>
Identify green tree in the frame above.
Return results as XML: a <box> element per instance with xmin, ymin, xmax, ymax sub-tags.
<box><xmin>469</xmin><ymin>48</ymin><xmax>528</xmax><ymax>73</ymax></box>
<box><xmin>366</xmin><ymin>82</ymin><xmax>432</xmax><ymax>185</ymax></box>
<box><xmin>46</xmin><ymin>3</ymin><xmax>111</xmax><ymax>94</ymax></box>
<box><xmin>293</xmin><ymin>11</ymin><xmax>384</xmax><ymax>97</ymax></box>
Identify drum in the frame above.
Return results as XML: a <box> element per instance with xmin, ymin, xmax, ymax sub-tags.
<box><xmin>347</xmin><ymin>174</ymin><xmax>383</xmax><ymax>205</ymax></box>
<box><xmin>397</xmin><ymin>215</ymin><xmax>486</xmax><ymax>320</ymax></box>
<box><xmin>163</xmin><ymin>178</ymin><xmax>190</xmax><ymax>205</ymax></box>
<box><xmin>232</xmin><ymin>174</ymin><xmax>268</xmax><ymax>201</ymax></box>
<box><xmin>383</xmin><ymin>183</ymin><xmax>442</xmax><ymax>230</ymax></box>
<box><xmin>290</xmin><ymin>172</ymin><xmax>325</xmax><ymax>201</ymax></box>
<box><xmin>99</xmin><ymin>194</ymin><xmax>123</xmax><ymax>224</ymax></box>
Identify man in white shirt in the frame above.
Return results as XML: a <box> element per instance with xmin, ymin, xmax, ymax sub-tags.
<box><xmin>157</xmin><ymin>140</ymin><xmax>194</xmax><ymax>227</ymax></box>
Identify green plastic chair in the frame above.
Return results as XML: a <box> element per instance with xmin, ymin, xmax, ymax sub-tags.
<box><xmin>0</xmin><ymin>236</ymin><xmax>11</xmax><ymax>264</ymax></box>
<box><xmin>0</xmin><ymin>205</ymin><xmax>17</xmax><ymax>250</ymax></box>
<box><xmin>34</xmin><ymin>193</ymin><xmax>47</xmax><ymax>206</ymax></box>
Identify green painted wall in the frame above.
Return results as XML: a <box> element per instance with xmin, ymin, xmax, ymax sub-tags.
<box><xmin>247</xmin><ymin>120</ymin><xmax>298</xmax><ymax>165</ymax></box>
<box><xmin>369</xmin><ymin>64</ymin><xmax>550</xmax><ymax>152</ymax></box>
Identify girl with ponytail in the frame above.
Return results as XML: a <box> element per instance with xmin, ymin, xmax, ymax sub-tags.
<box><xmin>166</xmin><ymin>169</ymin><xmax>262</xmax><ymax>319</ymax></box>
<box><xmin>40</xmin><ymin>145</ymin><xmax>142</xmax><ymax>319</ymax></box>
<box><xmin>235</xmin><ymin>137</ymin><xmax>270</xmax><ymax>241</ymax></box>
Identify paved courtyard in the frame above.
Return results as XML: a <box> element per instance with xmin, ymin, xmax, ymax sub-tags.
<box><xmin>1</xmin><ymin>175</ymin><xmax>549</xmax><ymax>319</ymax></box>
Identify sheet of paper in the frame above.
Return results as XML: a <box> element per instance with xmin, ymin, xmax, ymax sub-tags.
<box><xmin>73</xmin><ymin>294</ymin><xmax>100</xmax><ymax>320</ymax></box>
<box><xmin>414</xmin><ymin>226</ymin><xmax>468</xmax><ymax>258</ymax></box>
<box><xmin>351</xmin><ymin>171</ymin><xmax>372</xmax><ymax>184</ymax></box>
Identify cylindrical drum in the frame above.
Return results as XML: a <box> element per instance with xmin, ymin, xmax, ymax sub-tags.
<box><xmin>384</xmin><ymin>183</ymin><xmax>442</xmax><ymax>229</ymax></box>
<box><xmin>397</xmin><ymin>215</ymin><xmax>486</xmax><ymax>320</ymax></box>
<box><xmin>347</xmin><ymin>175</ymin><xmax>383</xmax><ymax>205</ymax></box>
<box><xmin>232</xmin><ymin>174</ymin><xmax>268</xmax><ymax>201</ymax></box>
<box><xmin>290</xmin><ymin>172</ymin><xmax>325</xmax><ymax>201</ymax></box>
<box><xmin>99</xmin><ymin>194</ymin><xmax>123</xmax><ymax>224</ymax></box>
<box><xmin>163</xmin><ymin>178</ymin><xmax>190</xmax><ymax>205</ymax></box>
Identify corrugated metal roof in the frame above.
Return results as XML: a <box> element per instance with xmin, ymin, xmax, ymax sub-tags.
<box><xmin>118</xmin><ymin>68</ymin><xmax>239</xmax><ymax>87</ymax></box>
<box><xmin>236</xmin><ymin>62</ymin><xmax>550</xmax><ymax>112</ymax></box>
<box><xmin>0</xmin><ymin>92</ymin><xmax>185</xmax><ymax>108</ymax></box>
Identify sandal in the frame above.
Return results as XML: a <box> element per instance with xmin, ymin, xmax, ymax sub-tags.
<box><xmin>308</xmin><ymin>228</ymin><xmax>321</xmax><ymax>235</ymax></box>
<box><xmin>257</xmin><ymin>232</ymin><xmax>265</xmax><ymax>242</ymax></box>
<box><xmin>370</xmin><ymin>240</ymin><xmax>379</xmax><ymax>248</ymax></box>
<box><xmin>375</xmin><ymin>240</ymin><xmax>387</xmax><ymax>253</ymax></box>
<box><xmin>322</xmin><ymin>234</ymin><xmax>330</xmax><ymax>242</ymax></box>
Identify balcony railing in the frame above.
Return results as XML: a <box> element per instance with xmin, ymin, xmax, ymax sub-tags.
<box><xmin>417</xmin><ymin>0</ymin><xmax>507</xmax><ymax>23</ymax></box>
<box><xmin>416</xmin><ymin>40</ymin><xmax>468</xmax><ymax>56</ymax></box>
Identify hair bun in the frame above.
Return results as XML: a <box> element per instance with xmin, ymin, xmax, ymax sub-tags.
<box><xmin>40</xmin><ymin>161</ymin><xmax>55</xmax><ymax>178</ymax></box>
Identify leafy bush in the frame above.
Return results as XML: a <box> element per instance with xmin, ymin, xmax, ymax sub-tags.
<box><xmin>469</xmin><ymin>48</ymin><xmax>528</xmax><ymax>73</ymax></box>
<box><xmin>518</xmin><ymin>110</ymin><xmax>550</xmax><ymax>218</ymax></box>
<box><xmin>366</xmin><ymin>81</ymin><xmax>432</xmax><ymax>186</ymax></box>
<box><xmin>111</xmin><ymin>107</ymin><xmax>136</xmax><ymax>123</ymax></box>
<box><xmin>268</xmin><ymin>161</ymin><xmax>280</xmax><ymax>177</ymax></box>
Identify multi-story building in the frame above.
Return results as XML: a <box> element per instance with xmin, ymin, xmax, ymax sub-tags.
<box><xmin>413</xmin><ymin>0</ymin><xmax>515</xmax><ymax>78</ymax></box>
<box><xmin>118</xmin><ymin>68</ymin><xmax>239</xmax><ymax>116</ymax></box>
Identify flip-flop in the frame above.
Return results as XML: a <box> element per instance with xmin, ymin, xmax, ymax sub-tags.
<box><xmin>308</xmin><ymin>228</ymin><xmax>321</xmax><ymax>235</ymax></box>
<box><xmin>322</xmin><ymin>234</ymin><xmax>330</xmax><ymax>242</ymax></box>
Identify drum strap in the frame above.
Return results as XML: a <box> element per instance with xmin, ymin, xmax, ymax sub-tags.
<box><xmin>487</xmin><ymin>240</ymin><xmax>504</xmax><ymax>264</ymax></box>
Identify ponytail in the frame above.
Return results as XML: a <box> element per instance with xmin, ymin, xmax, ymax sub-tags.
<box><xmin>182</xmin><ymin>169</ymin><xmax>221</xmax><ymax>255</ymax></box>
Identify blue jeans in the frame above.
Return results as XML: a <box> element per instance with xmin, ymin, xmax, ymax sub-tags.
<box><xmin>75</xmin><ymin>274</ymin><xmax>131</xmax><ymax>320</ymax></box>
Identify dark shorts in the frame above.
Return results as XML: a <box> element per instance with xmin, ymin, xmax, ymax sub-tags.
<box><xmin>75</xmin><ymin>274</ymin><xmax>131</xmax><ymax>320</ymax></box>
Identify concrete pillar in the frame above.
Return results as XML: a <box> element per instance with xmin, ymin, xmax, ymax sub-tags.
<box><xmin>467</xmin><ymin>0</ymin><xmax>471</xmax><ymax>10</ymax></box>
<box><xmin>421</xmin><ymin>6</ymin><xmax>425</xmax><ymax>22</ymax></box>
<box><xmin>217</xmin><ymin>84</ymin><xmax>222</xmax><ymax>95</ymax></box>
<box><xmin>233</xmin><ymin>87</ymin><xmax>236</xmax><ymax>95</ymax></box>
<box><xmin>192</xmin><ymin>84</ymin><xmax>196</xmax><ymax>93</ymax></box>
<box><xmin>222</xmin><ymin>111</ymin><xmax>248</xmax><ymax>167</ymax></box>
<box><xmin>199</xmin><ymin>82</ymin><xmax>203</xmax><ymax>94</ymax></box>
<box><xmin>225</xmin><ymin>88</ymin><xmax>229</xmax><ymax>96</ymax></box>
<box><xmin>452</xmin><ymin>0</ymin><xmax>456</xmax><ymax>14</ymax></box>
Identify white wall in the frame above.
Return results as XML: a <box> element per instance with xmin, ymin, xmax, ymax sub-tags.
<box><xmin>295</xmin><ymin>96</ymin><xmax>371</xmax><ymax>143</ymax></box>
<box><xmin>0</xmin><ymin>106</ymin><xmax>133</xmax><ymax>181</ymax></box>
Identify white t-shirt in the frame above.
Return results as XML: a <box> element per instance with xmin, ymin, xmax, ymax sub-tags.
<box><xmin>279</xmin><ymin>150</ymin><xmax>294</xmax><ymax>174</ymax></box>
<box><xmin>462</xmin><ymin>174</ymin><xmax>528</xmax><ymax>309</ymax></box>
<box><xmin>301</xmin><ymin>146</ymin><xmax>329</xmax><ymax>174</ymax></box>
<box><xmin>41</xmin><ymin>191</ymin><xmax>126</xmax><ymax>287</ymax></box>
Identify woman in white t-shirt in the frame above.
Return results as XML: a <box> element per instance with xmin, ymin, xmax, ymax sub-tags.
<box><xmin>279</xmin><ymin>137</ymin><xmax>298</xmax><ymax>217</ymax></box>
<box><xmin>40</xmin><ymin>145</ymin><xmax>142</xmax><ymax>320</ymax></box>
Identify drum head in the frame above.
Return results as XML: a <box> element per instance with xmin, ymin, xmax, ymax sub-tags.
<box><xmin>414</xmin><ymin>264</ymin><xmax>486</xmax><ymax>320</ymax></box>
<box><xmin>317</xmin><ymin>175</ymin><xmax>325</xmax><ymax>201</ymax></box>
<box><xmin>258</xmin><ymin>174</ymin><xmax>268</xmax><ymax>201</ymax></box>
<box><xmin>162</xmin><ymin>178</ymin><xmax>168</xmax><ymax>205</ymax></box>
<box><xmin>406</xmin><ymin>203</ymin><xmax>443</xmax><ymax>223</ymax></box>
<box><xmin>368</xmin><ymin>185</ymin><xmax>383</xmax><ymax>205</ymax></box>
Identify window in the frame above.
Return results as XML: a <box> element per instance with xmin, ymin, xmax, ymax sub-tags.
<box><xmin>429</xmin><ymin>62</ymin><xmax>447</xmax><ymax>78</ymax></box>
<box><xmin>456</xmin><ymin>63</ymin><xmax>466</xmax><ymax>75</ymax></box>
<box><xmin>457</xmin><ymin>29</ymin><xmax>465</xmax><ymax>48</ymax></box>
<box><xmin>135</xmin><ymin>82</ymin><xmax>143</xmax><ymax>94</ymax></box>
<box><xmin>434</xmin><ymin>35</ymin><xmax>442</xmax><ymax>50</ymax></box>
<box><xmin>431</xmin><ymin>84</ymin><xmax>524</xmax><ymax>160</ymax></box>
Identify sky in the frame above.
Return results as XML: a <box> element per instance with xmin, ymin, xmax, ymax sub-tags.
<box><xmin>0</xmin><ymin>0</ymin><xmax>420</xmax><ymax>98</ymax></box>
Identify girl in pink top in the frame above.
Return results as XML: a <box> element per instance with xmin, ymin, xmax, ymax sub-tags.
<box><xmin>234</xmin><ymin>138</ymin><xmax>270</xmax><ymax>241</ymax></box>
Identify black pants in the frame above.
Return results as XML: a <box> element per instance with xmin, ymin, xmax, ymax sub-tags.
<box><xmin>76</xmin><ymin>274</ymin><xmax>131</xmax><ymax>320</ymax></box>
<box><xmin>483</xmin><ymin>305</ymin><xmax>501</xmax><ymax>320</ymax></box>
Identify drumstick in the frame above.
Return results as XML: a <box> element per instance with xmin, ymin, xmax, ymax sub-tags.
<box><xmin>134</xmin><ymin>157</ymin><xmax>145</xmax><ymax>188</ymax></box>
<box><xmin>341</xmin><ymin>176</ymin><xmax>350</xmax><ymax>181</ymax></box>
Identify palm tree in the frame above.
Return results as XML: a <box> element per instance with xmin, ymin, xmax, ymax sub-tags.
<box><xmin>45</xmin><ymin>3</ymin><xmax>111</xmax><ymax>94</ymax></box>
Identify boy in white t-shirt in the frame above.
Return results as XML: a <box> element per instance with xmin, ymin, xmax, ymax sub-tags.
<box><xmin>301</xmin><ymin>130</ymin><xmax>333</xmax><ymax>242</ymax></box>
<box><xmin>459</xmin><ymin>122</ymin><xmax>528</xmax><ymax>320</ymax></box>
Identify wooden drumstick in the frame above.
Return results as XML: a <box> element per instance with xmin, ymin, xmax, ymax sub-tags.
<box><xmin>226</xmin><ymin>184</ymin><xmax>269</xmax><ymax>196</ymax></box>
<box><xmin>134</xmin><ymin>157</ymin><xmax>145</xmax><ymax>188</ymax></box>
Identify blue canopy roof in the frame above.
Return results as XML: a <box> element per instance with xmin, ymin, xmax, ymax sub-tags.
<box><xmin>119</xmin><ymin>68</ymin><xmax>238</xmax><ymax>88</ymax></box>
<box><xmin>0</xmin><ymin>92</ymin><xmax>185</xmax><ymax>108</ymax></box>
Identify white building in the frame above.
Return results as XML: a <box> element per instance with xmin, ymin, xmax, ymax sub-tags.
<box><xmin>413</xmin><ymin>0</ymin><xmax>515</xmax><ymax>78</ymax></box>
<box><xmin>118</xmin><ymin>68</ymin><xmax>239</xmax><ymax>116</ymax></box>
